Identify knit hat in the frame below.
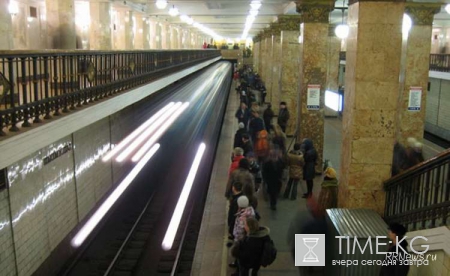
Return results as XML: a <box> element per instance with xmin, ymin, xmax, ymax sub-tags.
<box><xmin>237</xmin><ymin>196</ymin><xmax>249</xmax><ymax>208</ymax></box>
<box><xmin>325</xmin><ymin>167</ymin><xmax>337</xmax><ymax>179</ymax></box>
<box><xmin>239</xmin><ymin>122</ymin><xmax>245</xmax><ymax>129</ymax></box>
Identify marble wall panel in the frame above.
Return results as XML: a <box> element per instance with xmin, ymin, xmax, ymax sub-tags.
<box><xmin>0</xmin><ymin>0</ymin><xmax>13</xmax><ymax>49</ymax></box>
<box><xmin>264</xmin><ymin>37</ymin><xmax>274</xmax><ymax>103</ymax></box>
<box><xmin>271</xmin><ymin>35</ymin><xmax>282</xmax><ymax>113</ymax></box>
<box><xmin>253</xmin><ymin>42</ymin><xmax>260</xmax><ymax>74</ymax></box>
<box><xmin>89</xmin><ymin>2</ymin><xmax>112</xmax><ymax>50</ymax></box>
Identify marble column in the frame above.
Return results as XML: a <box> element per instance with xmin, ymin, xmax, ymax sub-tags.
<box><xmin>143</xmin><ymin>17</ymin><xmax>150</xmax><ymax>49</ymax></box>
<box><xmin>46</xmin><ymin>0</ymin><xmax>76</xmax><ymax>49</ymax></box>
<box><xmin>325</xmin><ymin>26</ymin><xmax>341</xmax><ymax>117</ymax></box>
<box><xmin>339</xmin><ymin>0</ymin><xmax>405</xmax><ymax>214</ymax></box>
<box><xmin>170</xmin><ymin>25</ymin><xmax>177</xmax><ymax>49</ymax></box>
<box><xmin>133</xmin><ymin>13</ymin><xmax>144</xmax><ymax>49</ymax></box>
<box><xmin>124</xmin><ymin>11</ymin><xmax>134</xmax><ymax>49</ymax></box>
<box><xmin>149</xmin><ymin>20</ymin><xmax>157</xmax><ymax>49</ymax></box>
<box><xmin>161</xmin><ymin>23</ymin><xmax>168</xmax><ymax>49</ymax></box>
<box><xmin>259</xmin><ymin>30</ymin><xmax>268</xmax><ymax>84</ymax></box>
<box><xmin>296</xmin><ymin>0</ymin><xmax>334</xmax><ymax>173</ymax></box>
<box><xmin>0</xmin><ymin>0</ymin><xmax>13</xmax><ymax>49</ymax></box>
<box><xmin>396</xmin><ymin>3</ymin><xmax>440</xmax><ymax>145</ymax></box>
<box><xmin>264</xmin><ymin>27</ymin><xmax>275</xmax><ymax>104</ymax></box>
<box><xmin>89</xmin><ymin>1</ymin><xmax>112</xmax><ymax>50</ymax></box>
<box><xmin>270</xmin><ymin>24</ymin><xmax>282</xmax><ymax>113</ymax></box>
<box><xmin>279</xmin><ymin>15</ymin><xmax>302</xmax><ymax>136</ymax></box>
<box><xmin>253</xmin><ymin>35</ymin><xmax>261</xmax><ymax>74</ymax></box>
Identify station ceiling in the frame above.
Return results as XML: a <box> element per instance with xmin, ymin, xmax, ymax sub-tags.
<box><xmin>113</xmin><ymin>0</ymin><xmax>450</xmax><ymax>38</ymax></box>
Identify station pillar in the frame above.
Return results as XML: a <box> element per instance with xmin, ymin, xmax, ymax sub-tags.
<box><xmin>278</xmin><ymin>15</ymin><xmax>302</xmax><ymax>136</ymax></box>
<box><xmin>296</xmin><ymin>0</ymin><xmax>334</xmax><ymax>173</ymax></box>
<box><xmin>339</xmin><ymin>0</ymin><xmax>405</xmax><ymax>214</ymax></box>
<box><xmin>396</xmin><ymin>3</ymin><xmax>441</xmax><ymax>145</ymax></box>
<box><xmin>46</xmin><ymin>0</ymin><xmax>76</xmax><ymax>49</ymax></box>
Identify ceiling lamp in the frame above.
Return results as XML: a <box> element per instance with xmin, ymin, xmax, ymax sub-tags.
<box><xmin>250</xmin><ymin>1</ymin><xmax>262</xmax><ymax>10</ymax></box>
<box><xmin>249</xmin><ymin>9</ymin><xmax>258</xmax><ymax>16</ymax></box>
<box><xmin>156</xmin><ymin>0</ymin><xmax>168</xmax><ymax>10</ymax></box>
<box><xmin>8</xmin><ymin>1</ymin><xmax>18</xmax><ymax>15</ymax></box>
<box><xmin>169</xmin><ymin>5</ymin><xmax>179</xmax><ymax>17</ymax></box>
<box><xmin>446</xmin><ymin>4</ymin><xmax>450</xmax><ymax>14</ymax></box>
<box><xmin>334</xmin><ymin>0</ymin><xmax>348</xmax><ymax>39</ymax></box>
<box><xmin>335</xmin><ymin>24</ymin><xmax>349</xmax><ymax>39</ymax></box>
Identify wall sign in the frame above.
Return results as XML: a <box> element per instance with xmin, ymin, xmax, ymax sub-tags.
<box><xmin>43</xmin><ymin>142</ymin><xmax>72</xmax><ymax>165</ymax></box>
<box><xmin>307</xmin><ymin>84</ymin><xmax>321</xmax><ymax>110</ymax></box>
<box><xmin>408</xmin><ymin>87</ymin><xmax>422</xmax><ymax>111</ymax></box>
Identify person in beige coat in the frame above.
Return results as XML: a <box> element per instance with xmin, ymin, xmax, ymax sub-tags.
<box><xmin>283</xmin><ymin>143</ymin><xmax>304</xmax><ymax>200</ymax></box>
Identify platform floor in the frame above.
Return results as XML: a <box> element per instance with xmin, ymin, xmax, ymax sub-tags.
<box><xmin>191</xmin><ymin>82</ymin><xmax>445</xmax><ymax>276</ymax></box>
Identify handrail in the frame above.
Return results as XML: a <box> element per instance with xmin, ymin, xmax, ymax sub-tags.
<box><xmin>0</xmin><ymin>50</ymin><xmax>220</xmax><ymax>135</ymax></box>
<box><xmin>383</xmin><ymin>148</ymin><xmax>450</xmax><ymax>231</ymax></box>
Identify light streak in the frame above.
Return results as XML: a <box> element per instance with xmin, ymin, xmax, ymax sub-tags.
<box><xmin>162</xmin><ymin>143</ymin><xmax>206</xmax><ymax>251</ymax></box>
<box><xmin>131</xmin><ymin>102</ymin><xmax>189</xmax><ymax>162</ymax></box>
<box><xmin>102</xmin><ymin>102</ymin><xmax>175</xmax><ymax>162</ymax></box>
<box><xmin>71</xmin><ymin>143</ymin><xmax>160</xmax><ymax>247</ymax></box>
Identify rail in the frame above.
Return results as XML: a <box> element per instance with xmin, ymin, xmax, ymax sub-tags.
<box><xmin>384</xmin><ymin>148</ymin><xmax>450</xmax><ymax>231</ymax></box>
<box><xmin>0</xmin><ymin>49</ymin><xmax>220</xmax><ymax>135</ymax></box>
<box><xmin>340</xmin><ymin>52</ymin><xmax>450</xmax><ymax>73</ymax></box>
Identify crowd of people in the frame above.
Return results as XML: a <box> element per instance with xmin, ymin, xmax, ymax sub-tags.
<box><xmin>224</xmin><ymin>66</ymin><xmax>416</xmax><ymax>276</ymax></box>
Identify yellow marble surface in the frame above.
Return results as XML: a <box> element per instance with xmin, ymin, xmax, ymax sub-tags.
<box><xmin>280</xmin><ymin>30</ymin><xmax>300</xmax><ymax>136</ymax></box>
<box><xmin>339</xmin><ymin>1</ymin><xmax>405</xmax><ymax>214</ymax></box>
<box><xmin>271</xmin><ymin>35</ymin><xmax>282</xmax><ymax>111</ymax></box>
<box><xmin>45</xmin><ymin>0</ymin><xmax>76</xmax><ymax>49</ymax></box>
<box><xmin>265</xmin><ymin>36</ymin><xmax>274</xmax><ymax>102</ymax></box>
<box><xmin>89</xmin><ymin>2</ymin><xmax>112</xmax><ymax>50</ymax></box>
<box><xmin>0</xmin><ymin>0</ymin><xmax>13</xmax><ymax>50</ymax></box>
<box><xmin>253</xmin><ymin>42</ymin><xmax>260</xmax><ymax>74</ymax></box>
<box><xmin>298</xmin><ymin>22</ymin><xmax>328</xmax><ymax>173</ymax></box>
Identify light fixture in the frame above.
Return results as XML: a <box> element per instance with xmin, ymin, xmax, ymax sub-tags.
<box><xmin>169</xmin><ymin>5</ymin><xmax>179</xmax><ymax>17</ymax></box>
<box><xmin>335</xmin><ymin>24</ymin><xmax>349</xmax><ymax>39</ymax></box>
<box><xmin>402</xmin><ymin>14</ymin><xmax>412</xmax><ymax>36</ymax></box>
<box><xmin>8</xmin><ymin>1</ymin><xmax>18</xmax><ymax>15</ymax></box>
<box><xmin>446</xmin><ymin>4</ymin><xmax>450</xmax><ymax>15</ymax></box>
<box><xmin>156</xmin><ymin>0</ymin><xmax>168</xmax><ymax>10</ymax></box>
<box><xmin>249</xmin><ymin>9</ymin><xmax>258</xmax><ymax>16</ymax></box>
<box><xmin>250</xmin><ymin>1</ymin><xmax>262</xmax><ymax>10</ymax></box>
<box><xmin>334</xmin><ymin>0</ymin><xmax>349</xmax><ymax>39</ymax></box>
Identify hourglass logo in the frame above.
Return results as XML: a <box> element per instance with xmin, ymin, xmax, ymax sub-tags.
<box><xmin>295</xmin><ymin>234</ymin><xmax>325</xmax><ymax>266</ymax></box>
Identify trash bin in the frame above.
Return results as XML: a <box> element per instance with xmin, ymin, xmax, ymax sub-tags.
<box><xmin>325</xmin><ymin>208</ymin><xmax>389</xmax><ymax>276</ymax></box>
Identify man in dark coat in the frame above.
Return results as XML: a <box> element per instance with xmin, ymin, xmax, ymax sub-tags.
<box><xmin>241</xmin><ymin>133</ymin><xmax>253</xmax><ymax>157</ymax></box>
<box><xmin>235</xmin><ymin>102</ymin><xmax>251</xmax><ymax>129</ymax></box>
<box><xmin>234</xmin><ymin>122</ymin><xmax>248</xmax><ymax>149</ymax></box>
<box><xmin>232</xmin><ymin>218</ymin><xmax>270</xmax><ymax>276</ymax></box>
<box><xmin>277</xmin><ymin>102</ymin><xmax>290</xmax><ymax>133</ymax></box>
<box><xmin>263</xmin><ymin>104</ymin><xmax>274</xmax><ymax>132</ymax></box>
<box><xmin>302</xmin><ymin>138</ymin><xmax>317</xmax><ymax>198</ymax></box>
<box><xmin>228</xmin><ymin>182</ymin><xmax>244</xmax><ymax>242</ymax></box>
<box><xmin>380</xmin><ymin>223</ymin><xmax>410</xmax><ymax>276</ymax></box>
<box><xmin>262</xmin><ymin>150</ymin><xmax>285</xmax><ymax>210</ymax></box>
<box><xmin>249</xmin><ymin>112</ymin><xmax>265</xmax><ymax>143</ymax></box>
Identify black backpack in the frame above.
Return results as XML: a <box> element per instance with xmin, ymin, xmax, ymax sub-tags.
<box><xmin>260</xmin><ymin>237</ymin><xmax>277</xmax><ymax>267</ymax></box>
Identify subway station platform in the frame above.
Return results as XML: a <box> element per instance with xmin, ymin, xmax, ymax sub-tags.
<box><xmin>191</xmin><ymin>81</ymin><xmax>445</xmax><ymax>276</ymax></box>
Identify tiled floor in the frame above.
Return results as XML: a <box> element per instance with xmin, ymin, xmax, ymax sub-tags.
<box><xmin>192</xmin><ymin>83</ymin><xmax>446</xmax><ymax>276</ymax></box>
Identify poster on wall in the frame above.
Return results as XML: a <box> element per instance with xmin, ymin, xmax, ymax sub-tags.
<box><xmin>408</xmin><ymin>87</ymin><xmax>422</xmax><ymax>111</ymax></box>
<box><xmin>307</xmin><ymin>85</ymin><xmax>321</xmax><ymax>110</ymax></box>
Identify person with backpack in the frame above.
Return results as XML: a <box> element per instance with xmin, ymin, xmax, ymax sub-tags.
<box><xmin>231</xmin><ymin>218</ymin><xmax>275</xmax><ymax>276</ymax></box>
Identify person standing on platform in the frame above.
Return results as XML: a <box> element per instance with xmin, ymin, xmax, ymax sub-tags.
<box><xmin>249</xmin><ymin>111</ymin><xmax>265</xmax><ymax>143</ymax></box>
<box><xmin>233</xmin><ymin>196</ymin><xmax>256</xmax><ymax>242</ymax></box>
<box><xmin>277</xmin><ymin>102</ymin><xmax>290</xmax><ymax>133</ymax></box>
<box><xmin>380</xmin><ymin>223</ymin><xmax>410</xmax><ymax>276</ymax></box>
<box><xmin>241</xmin><ymin>134</ymin><xmax>253</xmax><ymax>157</ymax></box>
<box><xmin>263</xmin><ymin>104</ymin><xmax>274</xmax><ymax>132</ymax></box>
<box><xmin>225</xmin><ymin>159</ymin><xmax>255</xmax><ymax>199</ymax></box>
<box><xmin>317</xmin><ymin>166</ymin><xmax>338</xmax><ymax>214</ymax></box>
<box><xmin>262</xmin><ymin>150</ymin><xmax>285</xmax><ymax>210</ymax></box>
<box><xmin>302</xmin><ymin>138</ymin><xmax>317</xmax><ymax>198</ymax></box>
<box><xmin>232</xmin><ymin>218</ymin><xmax>270</xmax><ymax>276</ymax></box>
<box><xmin>272</xmin><ymin>124</ymin><xmax>287</xmax><ymax>154</ymax></box>
<box><xmin>229</xmin><ymin>147</ymin><xmax>245</xmax><ymax>176</ymax></box>
<box><xmin>235</xmin><ymin>102</ymin><xmax>251</xmax><ymax>130</ymax></box>
<box><xmin>234</xmin><ymin>122</ymin><xmax>248</xmax><ymax>149</ymax></box>
<box><xmin>284</xmin><ymin>143</ymin><xmax>304</xmax><ymax>200</ymax></box>
<box><xmin>227</xmin><ymin>182</ymin><xmax>244</xmax><ymax>243</ymax></box>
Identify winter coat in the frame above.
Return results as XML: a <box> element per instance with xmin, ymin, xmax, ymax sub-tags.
<box><xmin>233</xmin><ymin>128</ymin><xmax>248</xmax><ymax>149</ymax></box>
<box><xmin>242</xmin><ymin>141</ymin><xmax>253</xmax><ymax>157</ymax></box>
<box><xmin>262</xmin><ymin>159</ymin><xmax>285</xmax><ymax>193</ymax></box>
<box><xmin>379</xmin><ymin>240</ymin><xmax>410</xmax><ymax>276</ymax></box>
<box><xmin>228</xmin><ymin>192</ymin><xmax>243</xmax><ymax>229</ymax></box>
<box><xmin>249</xmin><ymin>161</ymin><xmax>261</xmax><ymax>183</ymax></box>
<box><xmin>225</xmin><ymin>168</ymin><xmax>255</xmax><ymax>199</ymax></box>
<box><xmin>235</xmin><ymin>108</ymin><xmax>251</xmax><ymax>127</ymax></box>
<box><xmin>278</xmin><ymin>108</ymin><xmax>290</xmax><ymax>127</ymax></box>
<box><xmin>303</xmin><ymin>139</ymin><xmax>317</xmax><ymax>181</ymax></box>
<box><xmin>249</xmin><ymin>117</ymin><xmax>265</xmax><ymax>142</ymax></box>
<box><xmin>232</xmin><ymin>227</ymin><xmax>270</xmax><ymax>269</ymax></box>
<box><xmin>233</xmin><ymin>207</ymin><xmax>256</xmax><ymax>241</ymax></box>
<box><xmin>288</xmin><ymin>150</ymin><xmax>304</xmax><ymax>179</ymax></box>
<box><xmin>229</xmin><ymin>155</ymin><xmax>245</xmax><ymax>176</ymax></box>
<box><xmin>263</xmin><ymin>108</ymin><xmax>274</xmax><ymax>126</ymax></box>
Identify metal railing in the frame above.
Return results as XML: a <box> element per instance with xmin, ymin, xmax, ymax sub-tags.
<box><xmin>340</xmin><ymin>52</ymin><xmax>450</xmax><ymax>73</ymax></box>
<box><xmin>384</xmin><ymin>149</ymin><xmax>450</xmax><ymax>231</ymax></box>
<box><xmin>0</xmin><ymin>49</ymin><xmax>220</xmax><ymax>135</ymax></box>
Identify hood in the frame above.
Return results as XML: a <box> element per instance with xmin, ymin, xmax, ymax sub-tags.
<box><xmin>303</xmin><ymin>139</ymin><xmax>314</xmax><ymax>151</ymax></box>
<box><xmin>249</xmin><ymin>226</ymin><xmax>270</xmax><ymax>238</ymax></box>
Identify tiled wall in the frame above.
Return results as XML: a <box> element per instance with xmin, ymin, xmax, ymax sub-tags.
<box><xmin>425</xmin><ymin>78</ymin><xmax>450</xmax><ymax>141</ymax></box>
<box><xmin>0</xmin><ymin>111</ymin><xmax>144</xmax><ymax>275</ymax></box>
<box><xmin>408</xmin><ymin>250</ymin><xmax>450</xmax><ymax>276</ymax></box>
